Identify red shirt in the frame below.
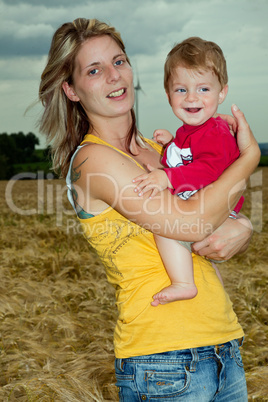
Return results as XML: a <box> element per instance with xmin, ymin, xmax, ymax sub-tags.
<box><xmin>162</xmin><ymin>117</ymin><xmax>244</xmax><ymax>212</ymax></box>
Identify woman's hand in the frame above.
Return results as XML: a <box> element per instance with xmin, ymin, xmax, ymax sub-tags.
<box><xmin>192</xmin><ymin>214</ymin><xmax>253</xmax><ymax>261</ymax></box>
<box><xmin>220</xmin><ymin>104</ymin><xmax>260</xmax><ymax>159</ymax></box>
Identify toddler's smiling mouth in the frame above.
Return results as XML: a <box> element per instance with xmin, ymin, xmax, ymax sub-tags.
<box><xmin>185</xmin><ymin>108</ymin><xmax>202</xmax><ymax>113</ymax></box>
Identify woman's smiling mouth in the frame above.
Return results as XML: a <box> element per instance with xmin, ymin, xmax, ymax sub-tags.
<box><xmin>107</xmin><ymin>88</ymin><xmax>125</xmax><ymax>98</ymax></box>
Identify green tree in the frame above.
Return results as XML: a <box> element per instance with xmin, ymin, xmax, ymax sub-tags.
<box><xmin>0</xmin><ymin>132</ymin><xmax>40</xmax><ymax>179</ymax></box>
<box><xmin>10</xmin><ymin>131</ymin><xmax>39</xmax><ymax>163</ymax></box>
<box><xmin>0</xmin><ymin>133</ymin><xmax>17</xmax><ymax>165</ymax></box>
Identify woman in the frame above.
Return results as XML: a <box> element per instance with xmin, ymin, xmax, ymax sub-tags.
<box><xmin>39</xmin><ymin>18</ymin><xmax>260</xmax><ymax>401</ymax></box>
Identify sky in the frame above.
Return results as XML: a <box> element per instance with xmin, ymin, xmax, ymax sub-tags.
<box><xmin>0</xmin><ymin>0</ymin><xmax>267</xmax><ymax>148</ymax></box>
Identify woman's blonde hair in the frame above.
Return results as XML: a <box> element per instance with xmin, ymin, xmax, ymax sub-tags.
<box><xmin>39</xmin><ymin>18</ymin><xmax>142</xmax><ymax>177</ymax></box>
<box><xmin>164</xmin><ymin>36</ymin><xmax>228</xmax><ymax>93</ymax></box>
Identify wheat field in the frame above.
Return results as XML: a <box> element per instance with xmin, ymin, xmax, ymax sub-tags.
<box><xmin>0</xmin><ymin>168</ymin><xmax>267</xmax><ymax>401</ymax></box>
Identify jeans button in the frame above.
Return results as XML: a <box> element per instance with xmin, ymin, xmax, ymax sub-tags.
<box><xmin>141</xmin><ymin>395</ymin><xmax>147</xmax><ymax>400</ymax></box>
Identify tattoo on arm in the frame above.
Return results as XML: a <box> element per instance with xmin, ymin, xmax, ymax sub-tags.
<box><xmin>71</xmin><ymin>157</ymin><xmax>88</xmax><ymax>183</ymax></box>
<box><xmin>70</xmin><ymin>157</ymin><xmax>88</xmax><ymax>203</ymax></box>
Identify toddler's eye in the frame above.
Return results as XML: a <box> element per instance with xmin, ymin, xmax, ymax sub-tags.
<box><xmin>200</xmin><ymin>87</ymin><xmax>209</xmax><ymax>92</ymax></box>
<box><xmin>176</xmin><ymin>88</ymin><xmax>186</xmax><ymax>93</ymax></box>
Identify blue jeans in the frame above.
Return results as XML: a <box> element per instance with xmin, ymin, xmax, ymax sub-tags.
<box><xmin>115</xmin><ymin>339</ymin><xmax>247</xmax><ymax>401</ymax></box>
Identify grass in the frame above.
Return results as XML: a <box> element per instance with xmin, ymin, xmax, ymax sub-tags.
<box><xmin>0</xmin><ymin>167</ymin><xmax>267</xmax><ymax>401</ymax></box>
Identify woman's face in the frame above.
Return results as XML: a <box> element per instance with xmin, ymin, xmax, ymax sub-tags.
<box><xmin>66</xmin><ymin>35</ymin><xmax>135</xmax><ymax>124</ymax></box>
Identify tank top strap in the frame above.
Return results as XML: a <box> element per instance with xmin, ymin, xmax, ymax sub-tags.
<box><xmin>66</xmin><ymin>144</ymin><xmax>90</xmax><ymax>215</ymax></box>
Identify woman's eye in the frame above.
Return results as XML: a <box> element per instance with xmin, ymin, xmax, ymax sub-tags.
<box><xmin>115</xmin><ymin>59</ymin><xmax>124</xmax><ymax>66</ymax></box>
<box><xmin>89</xmin><ymin>68</ymin><xmax>99</xmax><ymax>76</ymax></box>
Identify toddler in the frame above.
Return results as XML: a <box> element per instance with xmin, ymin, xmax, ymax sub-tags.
<box><xmin>133</xmin><ymin>37</ymin><xmax>244</xmax><ymax>306</ymax></box>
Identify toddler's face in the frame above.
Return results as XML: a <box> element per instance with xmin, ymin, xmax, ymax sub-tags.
<box><xmin>167</xmin><ymin>66</ymin><xmax>228</xmax><ymax>126</ymax></box>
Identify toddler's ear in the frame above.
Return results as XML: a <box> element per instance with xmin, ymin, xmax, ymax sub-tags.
<box><xmin>218</xmin><ymin>85</ymin><xmax>228</xmax><ymax>104</ymax></box>
<box><xmin>165</xmin><ymin>91</ymin><xmax>171</xmax><ymax>105</ymax></box>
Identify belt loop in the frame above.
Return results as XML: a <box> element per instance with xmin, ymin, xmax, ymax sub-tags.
<box><xmin>230</xmin><ymin>339</ymin><xmax>237</xmax><ymax>357</ymax></box>
<box><xmin>238</xmin><ymin>336</ymin><xmax>244</xmax><ymax>347</ymax></box>
<box><xmin>115</xmin><ymin>358</ymin><xmax>124</xmax><ymax>372</ymax></box>
<box><xmin>189</xmin><ymin>348</ymin><xmax>198</xmax><ymax>371</ymax></box>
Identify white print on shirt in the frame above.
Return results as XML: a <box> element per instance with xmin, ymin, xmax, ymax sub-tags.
<box><xmin>166</xmin><ymin>142</ymin><xmax>198</xmax><ymax>200</ymax></box>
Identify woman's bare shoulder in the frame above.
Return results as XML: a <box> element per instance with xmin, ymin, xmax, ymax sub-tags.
<box><xmin>73</xmin><ymin>143</ymin><xmax>125</xmax><ymax>171</ymax></box>
<box><xmin>72</xmin><ymin>142</ymin><xmax>143</xmax><ymax>184</ymax></box>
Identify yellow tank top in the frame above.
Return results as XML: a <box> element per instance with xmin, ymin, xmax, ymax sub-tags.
<box><xmin>74</xmin><ymin>134</ymin><xmax>243</xmax><ymax>358</ymax></box>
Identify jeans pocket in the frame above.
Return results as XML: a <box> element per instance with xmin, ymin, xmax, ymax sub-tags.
<box><xmin>144</xmin><ymin>366</ymin><xmax>191</xmax><ymax>399</ymax></box>
<box><xmin>231</xmin><ymin>343</ymin><xmax>244</xmax><ymax>368</ymax></box>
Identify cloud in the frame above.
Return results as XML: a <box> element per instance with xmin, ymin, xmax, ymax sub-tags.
<box><xmin>2</xmin><ymin>0</ymin><xmax>89</xmax><ymax>6</ymax></box>
<box><xmin>118</xmin><ymin>4</ymin><xmax>190</xmax><ymax>56</ymax></box>
<box><xmin>0</xmin><ymin>0</ymin><xmax>191</xmax><ymax>58</ymax></box>
<box><xmin>0</xmin><ymin>35</ymin><xmax>52</xmax><ymax>58</ymax></box>
<box><xmin>0</xmin><ymin>56</ymin><xmax>47</xmax><ymax>80</ymax></box>
<box><xmin>0</xmin><ymin>0</ymin><xmax>267</xmax><ymax>143</ymax></box>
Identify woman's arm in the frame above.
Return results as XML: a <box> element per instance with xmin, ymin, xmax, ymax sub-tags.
<box><xmin>74</xmin><ymin>106</ymin><xmax>260</xmax><ymax>242</ymax></box>
<box><xmin>195</xmin><ymin>105</ymin><xmax>259</xmax><ymax>258</ymax></box>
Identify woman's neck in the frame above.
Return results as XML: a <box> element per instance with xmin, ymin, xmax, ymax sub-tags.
<box><xmin>89</xmin><ymin>112</ymin><xmax>139</xmax><ymax>154</ymax></box>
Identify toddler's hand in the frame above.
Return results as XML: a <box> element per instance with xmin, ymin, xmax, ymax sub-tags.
<box><xmin>132</xmin><ymin>164</ymin><xmax>171</xmax><ymax>198</ymax></box>
<box><xmin>153</xmin><ymin>129</ymin><xmax>173</xmax><ymax>146</ymax></box>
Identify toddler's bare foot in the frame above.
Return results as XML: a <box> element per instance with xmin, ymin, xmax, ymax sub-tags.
<box><xmin>151</xmin><ymin>283</ymin><xmax>197</xmax><ymax>306</ymax></box>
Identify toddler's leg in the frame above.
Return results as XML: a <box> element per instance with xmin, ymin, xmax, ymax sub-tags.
<box><xmin>152</xmin><ymin>235</ymin><xmax>197</xmax><ymax>306</ymax></box>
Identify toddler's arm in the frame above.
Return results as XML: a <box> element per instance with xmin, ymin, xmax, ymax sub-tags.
<box><xmin>133</xmin><ymin>164</ymin><xmax>173</xmax><ymax>198</ymax></box>
<box><xmin>153</xmin><ymin>129</ymin><xmax>174</xmax><ymax>146</ymax></box>
<box><xmin>132</xmin><ymin>129</ymin><xmax>174</xmax><ymax>197</ymax></box>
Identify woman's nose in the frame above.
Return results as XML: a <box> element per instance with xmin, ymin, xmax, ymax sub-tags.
<box><xmin>106</xmin><ymin>65</ymin><xmax>120</xmax><ymax>82</ymax></box>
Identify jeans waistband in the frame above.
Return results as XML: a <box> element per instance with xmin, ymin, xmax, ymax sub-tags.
<box><xmin>115</xmin><ymin>337</ymin><xmax>244</xmax><ymax>371</ymax></box>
